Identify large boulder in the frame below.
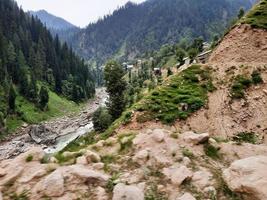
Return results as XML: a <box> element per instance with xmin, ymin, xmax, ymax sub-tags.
<box><xmin>34</xmin><ymin>170</ymin><xmax>65</xmax><ymax>197</ymax></box>
<box><xmin>223</xmin><ymin>156</ymin><xmax>267</xmax><ymax>200</ymax></box>
<box><xmin>113</xmin><ymin>183</ymin><xmax>144</xmax><ymax>200</ymax></box>
<box><xmin>163</xmin><ymin>165</ymin><xmax>193</xmax><ymax>186</ymax></box>
<box><xmin>182</xmin><ymin>132</ymin><xmax>209</xmax><ymax>145</ymax></box>
<box><xmin>177</xmin><ymin>193</ymin><xmax>196</xmax><ymax>200</ymax></box>
<box><xmin>28</xmin><ymin>125</ymin><xmax>58</xmax><ymax>145</ymax></box>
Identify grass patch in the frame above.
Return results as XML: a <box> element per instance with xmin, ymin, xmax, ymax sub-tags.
<box><xmin>231</xmin><ymin>75</ymin><xmax>252</xmax><ymax>99</ymax></box>
<box><xmin>5</xmin><ymin>89</ymin><xmax>83</xmax><ymax>135</ymax></box>
<box><xmin>101</xmin><ymin>154</ymin><xmax>117</xmax><ymax>172</ymax></box>
<box><xmin>118</xmin><ymin>133</ymin><xmax>136</xmax><ymax>153</ymax></box>
<box><xmin>145</xmin><ymin>184</ymin><xmax>168</xmax><ymax>200</ymax></box>
<box><xmin>203</xmin><ymin>143</ymin><xmax>221</xmax><ymax>160</ymax></box>
<box><xmin>106</xmin><ymin>173</ymin><xmax>120</xmax><ymax>192</ymax></box>
<box><xmin>25</xmin><ymin>155</ymin><xmax>33</xmax><ymax>162</ymax></box>
<box><xmin>182</xmin><ymin>148</ymin><xmax>195</xmax><ymax>159</ymax></box>
<box><xmin>232</xmin><ymin>132</ymin><xmax>258</xmax><ymax>144</ymax></box>
<box><xmin>242</xmin><ymin>0</ymin><xmax>267</xmax><ymax>29</ymax></box>
<box><xmin>137</xmin><ymin>65</ymin><xmax>214</xmax><ymax>124</ymax></box>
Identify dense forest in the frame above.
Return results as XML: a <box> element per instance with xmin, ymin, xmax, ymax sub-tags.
<box><xmin>65</xmin><ymin>0</ymin><xmax>256</xmax><ymax>65</ymax></box>
<box><xmin>0</xmin><ymin>0</ymin><xmax>95</xmax><ymax>133</ymax></box>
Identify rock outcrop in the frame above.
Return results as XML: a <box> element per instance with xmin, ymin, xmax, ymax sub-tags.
<box><xmin>28</xmin><ymin>125</ymin><xmax>58</xmax><ymax>144</ymax></box>
<box><xmin>112</xmin><ymin>183</ymin><xmax>144</xmax><ymax>200</ymax></box>
<box><xmin>223</xmin><ymin>156</ymin><xmax>267</xmax><ymax>200</ymax></box>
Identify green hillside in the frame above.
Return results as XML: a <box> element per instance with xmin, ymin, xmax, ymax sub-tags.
<box><xmin>242</xmin><ymin>0</ymin><xmax>267</xmax><ymax>29</ymax></box>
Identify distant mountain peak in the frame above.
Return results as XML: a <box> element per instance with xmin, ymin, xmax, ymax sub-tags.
<box><xmin>29</xmin><ymin>10</ymin><xmax>77</xmax><ymax>30</ymax></box>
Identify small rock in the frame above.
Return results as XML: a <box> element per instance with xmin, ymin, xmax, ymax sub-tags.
<box><xmin>95</xmin><ymin>186</ymin><xmax>109</xmax><ymax>200</ymax></box>
<box><xmin>182</xmin><ymin>157</ymin><xmax>191</xmax><ymax>166</ymax></box>
<box><xmin>50</xmin><ymin>156</ymin><xmax>58</xmax><ymax>163</ymax></box>
<box><xmin>76</xmin><ymin>156</ymin><xmax>88</xmax><ymax>165</ymax></box>
<box><xmin>113</xmin><ymin>183</ymin><xmax>144</xmax><ymax>200</ymax></box>
<box><xmin>163</xmin><ymin>165</ymin><xmax>193</xmax><ymax>186</ymax></box>
<box><xmin>182</xmin><ymin>132</ymin><xmax>209</xmax><ymax>145</ymax></box>
<box><xmin>177</xmin><ymin>193</ymin><xmax>196</xmax><ymax>200</ymax></box>
<box><xmin>0</xmin><ymin>191</ymin><xmax>2</xmax><ymax>200</ymax></box>
<box><xmin>133</xmin><ymin>149</ymin><xmax>149</xmax><ymax>165</ymax></box>
<box><xmin>204</xmin><ymin>186</ymin><xmax>217</xmax><ymax>196</ymax></box>
<box><xmin>85</xmin><ymin>150</ymin><xmax>101</xmax><ymax>163</ymax></box>
<box><xmin>152</xmin><ymin>129</ymin><xmax>165</xmax><ymax>142</ymax></box>
<box><xmin>0</xmin><ymin>168</ymin><xmax>6</xmax><ymax>177</ymax></box>
<box><xmin>192</xmin><ymin>170</ymin><xmax>213</xmax><ymax>189</ymax></box>
<box><xmin>92</xmin><ymin>162</ymin><xmax>105</xmax><ymax>170</ymax></box>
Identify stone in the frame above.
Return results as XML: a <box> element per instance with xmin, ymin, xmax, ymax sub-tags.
<box><xmin>0</xmin><ymin>191</ymin><xmax>2</xmax><ymax>200</ymax></box>
<box><xmin>182</xmin><ymin>157</ymin><xmax>191</xmax><ymax>166</ymax></box>
<box><xmin>223</xmin><ymin>156</ymin><xmax>267</xmax><ymax>200</ymax></box>
<box><xmin>133</xmin><ymin>149</ymin><xmax>149</xmax><ymax>165</ymax></box>
<box><xmin>18</xmin><ymin>147</ymin><xmax>45</xmax><ymax>162</ymax></box>
<box><xmin>204</xmin><ymin>186</ymin><xmax>217</xmax><ymax>197</ymax></box>
<box><xmin>18</xmin><ymin>164</ymin><xmax>47</xmax><ymax>183</ymax></box>
<box><xmin>50</xmin><ymin>156</ymin><xmax>59</xmax><ymax>163</ymax></box>
<box><xmin>76</xmin><ymin>156</ymin><xmax>88</xmax><ymax>165</ymax></box>
<box><xmin>68</xmin><ymin>165</ymin><xmax>109</xmax><ymax>185</ymax></box>
<box><xmin>0</xmin><ymin>165</ymin><xmax>24</xmax><ymax>186</ymax></box>
<box><xmin>85</xmin><ymin>150</ymin><xmax>101</xmax><ymax>163</ymax></box>
<box><xmin>95</xmin><ymin>186</ymin><xmax>109</xmax><ymax>200</ymax></box>
<box><xmin>192</xmin><ymin>170</ymin><xmax>213</xmax><ymax>189</ymax></box>
<box><xmin>113</xmin><ymin>183</ymin><xmax>144</xmax><ymax>200</ymax></box>
<box><xmin>92</xmin><ymin>163</ymin><xmax>105</xmax><ymax>170</ymax></box>
<box><xmin>0</xmin><ymin>168</ymin><xmax>6</xmax><ymax>177</ymax></box>
<box><xmin>28</xmin><ymin>125</ymin><xmax>57</xmax><ymax>145</ymax></box>
<box><xmin>163</xmin><ymin>165</ymin><xmax>193</xmax><ymax>186</ymax></box>
<box><xmin>177</xmin><ymin>193</ymin><xmax>196</xmax><ymax>200</ymax></box>
<box><xmin>36</xmin><ymin>170</ymin><xmax>65</xmax><ymax>197</ymax></box>
<box><xmin>151</xmin><ymin>129</ymin><xmax>165</xmax><ymax>142</ymax></box>
<box><xmin>182</xmin><ymin>132</ymin><xmax>209</xmax><ymax>145</ymax></box>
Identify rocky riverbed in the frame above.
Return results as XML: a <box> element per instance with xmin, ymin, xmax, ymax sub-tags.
<box><xmin>0</xmin><ymin>88</ymin><xmax>107</xmax><ymax>160</ymax></box>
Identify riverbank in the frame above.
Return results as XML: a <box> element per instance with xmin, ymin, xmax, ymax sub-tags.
<box><xmin>0</xmin><ymin>88</ymin><xmax>107</xmax><ymax>160</ymax></box>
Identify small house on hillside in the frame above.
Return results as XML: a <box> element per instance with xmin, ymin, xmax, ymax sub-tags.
<box><xmin>196</xmin><ymin>50</ymin><xmax>212</xmax><ymax>64</ymax></box>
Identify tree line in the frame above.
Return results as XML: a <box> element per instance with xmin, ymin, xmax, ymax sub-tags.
<box><xmin>0</xmin><ymin>0</ymin><xmax>95</xmax><ymax>133</ymax></box>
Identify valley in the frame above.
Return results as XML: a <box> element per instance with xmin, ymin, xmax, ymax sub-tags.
<box><xmin>0</xmin><ymin>88</ymin><xmax>107</xmax><ymax>160</ymax></box>
<box><xmin>0</xmin><ymin>0</ymin><xmax>267</xmax><ymax>199</ymax></box>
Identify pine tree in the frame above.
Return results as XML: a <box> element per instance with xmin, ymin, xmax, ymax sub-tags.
<box><xmin>39</xmin><ymin>86</ymin><xmax>49</xmax><ymax>111</ymax></box>
<box><xmin>176</xmin><ymin>48</ymin><xmax>185</xmax><ymax>67</ymax></box>
<box><xmin>8</xmin><ymin>83</ymin><xmax>16</xmax><ymax>112</ymax></box>
<box><xmin>238</xmin><ymin>8</ymin><xmax>245</xmax><ymax>19</ymax></box>
<box><xmin>104</xmin><ymin>60</ymin><xmax>127</xmax><ymax>120</ymax></box>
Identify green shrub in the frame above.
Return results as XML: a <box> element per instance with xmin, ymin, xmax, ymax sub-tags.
<box><xmin>251</xmin><ymin>70</ymin><xmax>263</xmax><ymax>84</ymax></box>
<box><xmin>204</xmin><ymin>143</ymin><xmax>221</xmax><ymax>160</ymax></box>
<box><xmin>231</xmin><ymin>75</ymin><xmax>252</xmax><ymax>99</ymax></box>
<box><xmin>92</xmin><ymin>107</ymin><xmax>113</xmax><ymax>132</ymax></box>
<box><xmin>182</xmin><ymin>148</ymin><xmax>194</xmax><ymax>159</ymax></box>
<box><xmin>26</xmin><ymin>155</ymin><xmax>33</xmax><ymax>162</ymax></box>
<box><xmin>232</xmin><ymin>132</ymin><xmax>258</xmax><ymax>144</ymax></box>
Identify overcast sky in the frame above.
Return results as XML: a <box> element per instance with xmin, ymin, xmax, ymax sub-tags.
<box><xmin>15</xmin><ymin>0</ymin><xmax>146</xmax><ymax>27</ymax></box>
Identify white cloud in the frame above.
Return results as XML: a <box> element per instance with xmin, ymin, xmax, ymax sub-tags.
<box><xmin>15</xmin><ymin>0</ymin><xmax>146</xmax><ymax>27</ymax></box>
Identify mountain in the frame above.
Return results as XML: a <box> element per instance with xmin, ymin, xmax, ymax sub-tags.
<box><xmin>68</xmin><ymin>0</ymin><xmax>256</xmax><ymax>65</ymax></box>
<box><xmin>29</xmin><ymin>10</ymin><xmax>77</xmax><ymax>30</ymax></box>
<box><xmin>0</xmin><ymin>0</ymin><xmax>95</xmax><ymax>134</ymax></box>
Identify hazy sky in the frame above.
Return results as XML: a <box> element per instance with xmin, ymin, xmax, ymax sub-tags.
<box><xmin>15</xmin><ymin>0</ymin><xmax>146</xmax><ymax>27</ymax></box>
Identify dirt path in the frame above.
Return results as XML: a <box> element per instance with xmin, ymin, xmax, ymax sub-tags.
<box><xmin>0</xmin><ymin>88</ymin><xmax>107</xmax><ymax>160</ymax></box>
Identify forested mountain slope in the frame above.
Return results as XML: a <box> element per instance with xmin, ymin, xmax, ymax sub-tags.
<box><xmin>0</xmin><ymin>0</ymin><xmax>95</xmax><ymax>134</ymax></box>
<box><xmin>29</xmin><ymin>10</ymin><xmax>77</xmax><ymax>30</ymax></box>
<box><xmin>68</xmin><ymin>0</ymin><xmax>256</xmax><ymax>64</ymax></box>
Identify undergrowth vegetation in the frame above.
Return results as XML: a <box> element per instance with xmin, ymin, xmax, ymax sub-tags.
<box><xmin>242</xmin><ymin>0</ymin><xmax>267</xmax><ymax>29</ymax></box>
<box><xmin>135</xmin><ymin>65</ymin><xmax>215</xmax><ymax>124</ymax></box>
<box><xmin>231</xmin><ymin>70</ymin><xmax>263</xmax><ymax>99</ymax></box>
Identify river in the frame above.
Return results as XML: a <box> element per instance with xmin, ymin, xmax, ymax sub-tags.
<box><xmin>0</xmin><ymin>88</ymin><xmax>108</xmax><ymax>160</ymax></box>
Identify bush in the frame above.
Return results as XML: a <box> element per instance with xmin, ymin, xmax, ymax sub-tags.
<box><xmin>204</xmin><ymin>143</ymin><xmax>221</xmax><ymax>160</ymax></box>
<box><xmin>231</xmin><ymin>75</ymin><xmax>252</xmax><ymax>99</ymax></box>
<box><xmin>92</xmin><ymin>107</ymin><xmax>113</xmax><ymax>132</ymax></box>
<box><xmin>251</xmin><ymin>70</ymin><xmax>263</xmax><ymax>84</ymax></box>
<box><xmin>232</xmin><ymin>132</ymin><xmax>258</xmax><ymax>144</ymax></box>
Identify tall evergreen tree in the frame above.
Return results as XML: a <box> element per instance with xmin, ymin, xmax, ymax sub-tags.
<box><xmin>104</xmin><ymin>60</ymin><xmax>127</xmax><ymax>120</ymax></box>
<box><xmin>8</xmin><ymin>83</ymin><xmax>16</xmax><ymax>112</ymax></box>
<box><xmin>39</xmin><ymin>86</ymin><xmax>49</xmax><ymax>111</ymax></box>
